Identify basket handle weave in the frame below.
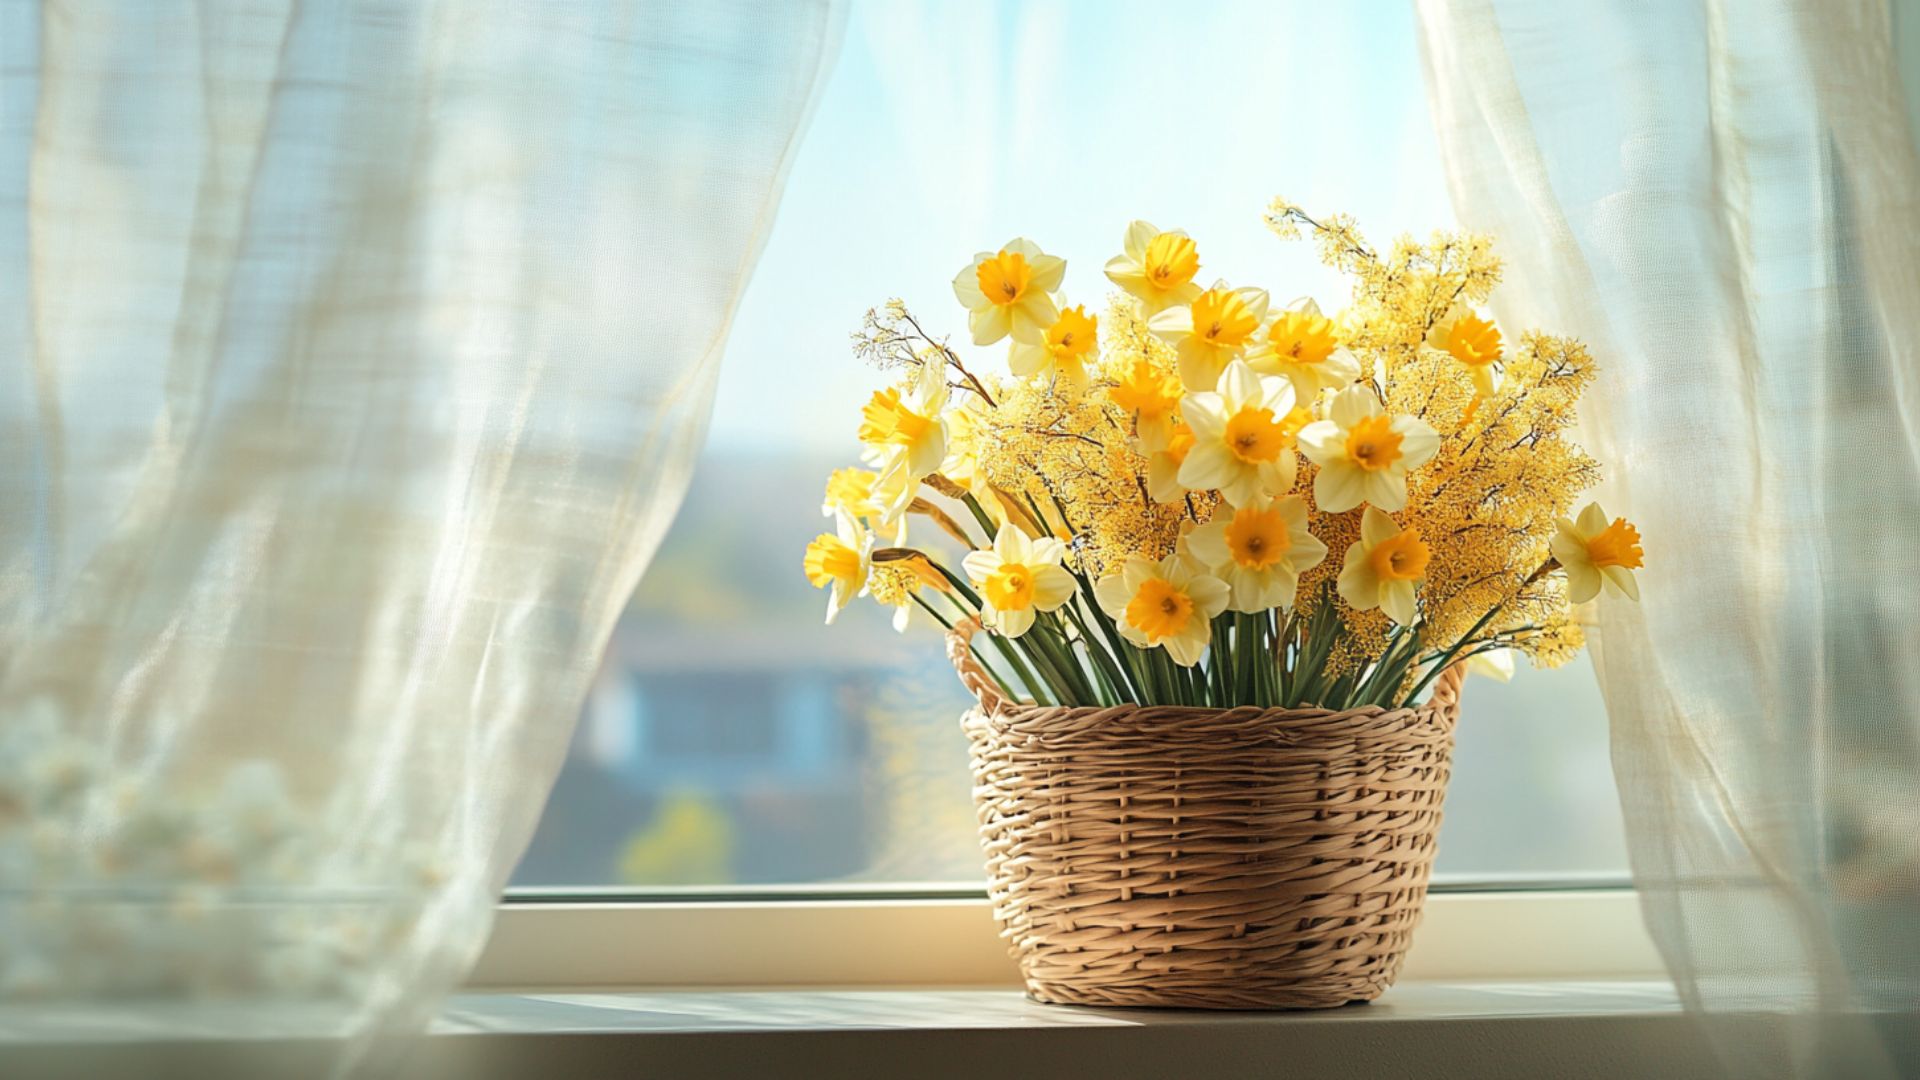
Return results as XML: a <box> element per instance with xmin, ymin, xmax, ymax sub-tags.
<box><xmin>947</xmin><ymin>618</ymin><xmax>1468</xmax><ymax>716</ymax></box>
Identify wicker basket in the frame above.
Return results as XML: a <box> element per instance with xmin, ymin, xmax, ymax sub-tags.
<box><xmin>947</xmin><ymin>626</ymin><xmax>1464</xmax><ymax>1010</ymax></box>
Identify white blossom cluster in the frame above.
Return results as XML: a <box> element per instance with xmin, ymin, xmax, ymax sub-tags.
<box><xmin>0</xmin><ymin>708</ymin><xmax>442</xmax><ymax>1001</ymax></box>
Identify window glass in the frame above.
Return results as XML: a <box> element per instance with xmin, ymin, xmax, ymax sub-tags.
<box><xmin>512</xmin><ymin>0</ymin><xmax>1629</xmax><ymax>890</ymax></box>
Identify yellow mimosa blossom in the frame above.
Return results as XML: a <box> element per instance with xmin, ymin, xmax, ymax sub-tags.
<box><xmin>1148</xmin><ymin>282</ymin><xmax>1270</xmax><ymax>390</ymax></box>
<box><xmin>952</xmin><ymin>238</ymin><xmax>1064</xmax><ymax>345</ymax></box>
<box><xmin>1147</xmin><ymin>423</ymin><xmax>1195</xmax><ymax>504</ymax></box>
<box><xmin>1108</xmin><ymin>356</ymin><xmax>1184</xmax><ymax>453</ymax></box>
<box><xmin>1296</xmin><ymin>384</ymin><xmax>1439</xmax><ymax>513</ymax></box>
<box><xmin>1428</xmin><ymin>306</ymin><xmax>1504</xmax><ymax>396</ymax></box>
<box><xmin>961</xmin><ymin>524</ymin><xmax>1076</xmax><ymax>638</ymax></box>
<box><xmin>1010</xmin><ymin>304</ymin><xmax>1097</xmax><ymax>389</ymax></box>
<box><xmin>1177</xmin><ymin>360</ymin><xmax>1299</xmax><ymax>508</ymax></box>
<box><xmin>1093</xmin><ymin>552</ymin><xmax>1230</xmax><ymax>666</ymax></box>
<box><xmin>859</xmin><ymin>361</ymin><xmax>949</xmax><ymax>515</ymax></box>
<box><xmin>1103</xmin><ymin>221</ymin><xmax>1203</xmax><ymax>314</ymax></box>
<box><xmin>1248</xmin><ymin>297</ymin><xmax>1362</xmax><ymax>401</ymax></box>
<box><xmin>1336</xmin><ymin>506</ymin><xmax>1430</xmax><ymax>626</ymax></box>
<box><xmin>802</xmin><ymin>511</ymin><xmax>873</xmax><ymax>624</ymax></box>
<box><xmin>1184</xmin><ymin>496</ymin><xmax>1327</xmax><ymax>612</ymax></box>
<box><xmin>1550</xmin><ymin>502</ymin><xmax>1643</xmax><ymax>602</ymax></box>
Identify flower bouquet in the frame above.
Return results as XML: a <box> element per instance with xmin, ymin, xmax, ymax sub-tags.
<box><xmin>804</xmin><ymin>201</ymin><xmax>1643</xmax><ymax>1009</ymax></box>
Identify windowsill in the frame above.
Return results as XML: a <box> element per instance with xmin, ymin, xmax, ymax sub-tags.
<box><xmin>10</xmin><ymin>978</ymin><xmax>1746</xmax><ymax>1079</ymax></box>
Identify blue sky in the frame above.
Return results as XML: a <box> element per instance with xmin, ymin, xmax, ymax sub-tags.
<box><xmin>712</xmin><ymin>0</ymin><xmax>1452</xmax><ymax>454</ymax></box>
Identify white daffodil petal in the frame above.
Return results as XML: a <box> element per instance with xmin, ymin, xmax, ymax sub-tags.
<box><xmin>1032</xmin><ymin>565</ymin><xmax>1076</xmax><ymax>610</ymax></box>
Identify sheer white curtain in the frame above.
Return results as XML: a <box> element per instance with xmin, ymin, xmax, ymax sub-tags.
<box><xmin>0</xmin><ymin>0</ymin><xmax>840</xmax><ymax>1070</ymax></box>
<box><xmin>1418</xmin><ymin>0</ymin><xmax>1920</xmax><ymax>1075</ymax></box>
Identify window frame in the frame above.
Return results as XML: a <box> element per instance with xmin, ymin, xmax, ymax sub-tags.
<box><xmin>469</xmin><ymin>881</ymin><xmax>1660</xmax><ymax>989</ymax></box>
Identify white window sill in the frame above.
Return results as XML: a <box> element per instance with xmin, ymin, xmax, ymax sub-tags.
<box><xmin>12</xmin><ymin>979</ymin><xmax>1736</xmax><ymax>1079</ymax></box>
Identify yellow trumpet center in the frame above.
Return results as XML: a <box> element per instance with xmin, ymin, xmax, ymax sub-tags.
<box><xmin>1190</xmin><ymin>288</ymin><xmax>1259</xmax><ymax>348</ymax></box>
<box><xmin>803</xmin><ymin>534</ymin><xmax>862</xmax><ymax>588</ymax></box>
<box><xmin>1586</xmin><ymin>518</ymin><xmax>1645</xmax><ymax>570</ymax></box>
<box><xmin>1224</xmin><ymin>506</ymin><xmax>1291</xmax><ymax>570</ymax></box>
<box><xmin>982</xmin><ymin>561</ymin><xmax>1038</xmax><ymax>612</ymax></box>
<box><xmin>1109</xmin><ymin>360</ymin><xmax>1183</xmax><ymax>419</ymax></box>
<box><xmin>1046</xmin><ymin>305</ymin><xmax>1098</xmax><ymax>360</ymax></box>
<box><xmin>1367</xmin><ymin>528</ymin><xmax>1431</xmax><ymax>582</ymax></box>
<box><xmin>858</xmin><ymin>388</ymin><xmax>934</xmax><ymax>448</ymax></box>
<box><xmin>1162</xmin><ymin>424</ymin><xmax>1196</xmax><ymax>467</ymax></box>
<box><xmin>1344</xmin><ymin>414</ymin><xmax>1404</xmax><ymax>471</ymax></box>
<box><xmin>1224</xmin><ymin>406</ymin><xmax>1288</xmax><ymax>464</ymax></box>
<box><xmin>1126</xmin><ymin>578</ymin><xmax>1194</xmax><ymax>643</ymax></box>
<box><xmin>1267</xmin><ymin>311</ymin><xmax>1340</xmax><ymax>365</ymax></box>
<box><xmin>1144</xmin><ymin>232</ymin><xmax>1200</xmax><ymax>290</ymax></box>
<box><xmin>1439</xmin><ymin>312</ymin><xmax>1503</xmax><ymax>368</ymax></box>
<box><xmin>975</xmin><ymin>250</ymin><xmax>1033</xmax><ymax>306</ymax></box>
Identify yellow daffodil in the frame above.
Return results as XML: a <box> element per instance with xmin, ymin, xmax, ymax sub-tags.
<box><xmin>1296</xmin><ymin>384</ymin><xmax>1439</xmax><ymax>513</ymax></box>
<box><xmin>1093</xmin><ymin>552</ymin><xmax>1230</xmax><ymax>667</ymax></box>
<box><xmin>1550</xmin><ymin>502</ymin><xmax>1643</xmax><ymax>602</ymax></box>
<box><xmin>1108</xmin><ymin>357</ymin><xmax>1184</xmax><ymax>453</ymax></box>
<box><xmin>859</xmin><ymin>361</ymin><xmax>949</xmax><ymax>517</ymax></box>
<box><xmin>1466</xmin><ymin>648</ymin><xmax>1516</xmax><ymax>682</ymax></box>
<box><xmin>939</xmin><ymin>395</ymin><xmax>994</xmax><ymax>502</ymax></box>
<box><xmin>1010</xmin><ymin>304</ymin><xmax>1097</xmax><ymax>389</ymax></box>
<box><xmin>1148</xmin><ymin>282</ymin><xmax>1270</xmax><ymax>390</ymax></box>
<box><xmin>1336</xmin><ymin>506</ymin><xmax>1430</xmax><ymax>626</ymax></box>
<box><xmin>822</xmin><ymin>465</ymin><xmax>906</xmax><ymax>543</ymax></box>
<box><xmin>802</xmin><ymin>511</ymin><xmax>873</xmax><ymax>624</ymax></box>
<box><xmin>1428</xmin><ymin>307</ymin><xmax>1504</xmax><ymax>396</ymax></box>
<box><xmin>1103</xmin><ymin>221</ymin><xmax>1202</xmax><ymax>314</ymax></box>
<box><xmin>1177</xmin><ymin>360</ymin><xmax>1300</xmax><ymax>508</ymax></box>
<box><xmin>1184</xmin><ymin>496</ymin><xmax>1327</xmax><ymax>612</ymax></box>
<box><xmin>1146</xmin><ymin>422</ymin><xmax>1195</xmax><ymax>504</ymax></box>
<box><xmin>952</xmin><ymin>238</ymin><xmax>1064</xmax><ymax>345</ymax></box>
<box><xmin>961</xmin><ymin>524</ymin><xmax>1076</xmax><ymax>638</ymax></box>
<box><xmin>1248</xmin><ymin>297</ymin><xmax>1362</xmax><ymax>401</ymax></box>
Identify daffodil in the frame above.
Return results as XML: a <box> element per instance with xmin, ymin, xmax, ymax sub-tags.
<box><xmin>1296</xmin><ymin>384</ymin><xmax>1439</xmax><ymax>513</ymax></box>
<box><xmin>1336</xmin><ymin>506</ymin><xmax>1430</xmax><ymax>626</ymax></box>
<box><xmin>859</xmin><ymin>361</ymin><xmax>949</xmax><ymax>516</ymax></box>
<box><xmin>869</xmin><ymin>549</ymin><xmax>952</xmax><ymax>633</ymax></box>
<box><xmin>802</xmin><ymin>511</ymin><xmax>873</xmax><ymax>624</ymax></box>
<box><xmin>1103</xmin><ymin>221</ymin><xmax>1202</xmax><ymax>314</ymax></box>
<box><xmin>1184</xmin><ymin>496</ymin><xmax>1327</xmax><ymax>612</ymax></box>
<box><xmin>1550</xmin><ymin>502</ymin><xmax>1643</xmax><ymax>602</ymax></box>
<box><xmin>1248</xmin><ymin>297</ymin><xmax>1362</xmax><ymax>401</ymax></box>
<box><xmin>1093</xmin><ymin>552</ymin><xmax>1230</xmax><ymax>666</ymax></box>
<box><xmin>1465</xmin><ymin>648</ymin><xmax>1516</xmax><ymax>682</ymax></box>
<box><xmin>961</xmin><ymin>524</ymin><xmax>1076</xmax><ymax>638</ymax></box>
<box><xmin>1146</xmin><ymin>422</ymin><xmax>1195</xmax><ymax>504</ymax></box>
<box><xmin>1428</xmin><ymin>307</ymin><xmax>1504</xmax><ymax>396</ymax></box>
<box><xmin>1177</xmin><ymin>360</ymin><xmax>1299</xmax><ymax>508</ymax></box>
<box><xmin>1108</xmin><ymin>357</ymin><xmax>1184</xmax><ymax>452</ymax></box>
<box><xmin>1148</xmin><ymin>282</ymin><xmax>1270</xmax><ymax>390</ymax></box>
<box><xmin>952</xmin><ymin>238</ymin><xmax>1064</xmax><ymax>345</ymax></box>
<box><xmin>822</xmin><ymin>465</ymin><xmax>907</xmax><ymax>543</ymax></box>
<box><xmin>1010</xmin><ymin>304</ymin><xmax>1097</xmax><ymax>388</ymax></box>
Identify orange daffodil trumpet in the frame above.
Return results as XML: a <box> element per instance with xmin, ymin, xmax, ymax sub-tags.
<box><xmin>1185</xmin><ymin>496</ymin><xmax>1327</xmax><ymax>612</ymax></box>
<box><xmin>1177</xmin><ymin>360</ymin><xmax>1298</xmax><ymax>508</ymax></box>
<box><xmin>953</xmin><ymin>239</ymin><xmax>1065</xmax><ymax>346</ymax></box>
<box><xmin>1337</xmin><ymin>507</ymin><xmax>1431</xmax><ymax>626</ymax></box>
<box><xmin>1551</xmin><ymin>502</ymin><xmax>1644</xmax><ymax>602</ymax></box>
<box><xmin>1104</xmin><ymin>221</ymin><xmax>1203</xmax><ymax>314</ymax></box>
<box><xmin>1296</xmin><ymin>384</ymin><xmax>1439</xmax><ymax>513</ymax></box>
<box><xmin>814</xmin><ymin>202</ymin><xmax>1642</xmax><ymax>711</ymax></box>
<box><xmin>962</xmin><ymin>524</ymin><xmax>1077</xmax><ymax>638</ymax></box>
<box><xmin>1094</xmin><ymin>553</ymin><xmax>1230</xmax><ymax>667</ymax></box>
<box><xmin>1149</xmin><ymin>282</ymin><xmax>1271</xmax><ymax>390</ymax></box>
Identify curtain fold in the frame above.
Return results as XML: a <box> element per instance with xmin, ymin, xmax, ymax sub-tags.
<box><xmin>0</xmin><ymin>0</ymin><xmax>841</xmax><ymax>1072</ymax></box>
<box><xmin>1417</xmin><ymin>1</ymin><xmax>1920</xmax><ymax>1076</ymax></box>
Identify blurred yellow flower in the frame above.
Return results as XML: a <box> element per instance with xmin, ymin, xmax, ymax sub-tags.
<box><xmin>1093</xmin><ymin>553</ymin><xmax>1230</xmax><ymax>666</ymax></box>
<box><xmin>1010</xmin><ymin>304</ymin><xmax>1097</xmax><ymax>388</ymax></box>
<box><xmin>1177</xmin><ymin>360</ymin><xmax>1299</xmax><ymax>508</ymax></box>
<box><xmin>1103</xmin><ymin>221</ymin><xmax>1202</xmax><ymax>314</ymax></box>
<box><xmin>961</xmin><ymin>524</ymin><xmax>1076</xmax><ymax>638</ymax></box>
<box><xmin>859</xmin><ymin>362</ymin><xmax>949</xmax><ymax>517</ymax></box>
<box><xmin>1428</xmin><ymin>307</ymin><xmax>1504</xmax><ymax>396</ymax></box>
<box><xmin>1550</xmin><ymin>502</ymin><xmax>1643</xmax><ymax>602</ymax></box>
<box><xmin>1108</xmin><ymin>356</ymin><xmax>1184</xmax><ymax>453</ymax></box>
<box><xmin>1248</xmin><ymin>297</ymin><xmax>1362</xmax><ymax>401</ymax></box>
<box><xmin>1147</xmin><ymin>422</ymin><xmax>1195</xmax><ymax>504</ymax></box>
<box><xmin>1148</xmin><ymin>283</ymin><xmax>1270</xmax><ymax>390</ymax></box>
<box><xmin>1336</xmin><ymin>506</ymin><xmax>1429</xmax><ymax>626</ymax></box>
<box><xmin>1297</xmin><ymin>384</ymin><xmax>1438</xmax><ymax>513</ymax></box>
<box><xmin>1185</xmin><ymin>496</ymin><xmax>1327</xmax><ymax>612</ymax></box>
<box><xmin>802</xmin><ymin>511</ymin><xmax>873</xmax><ymax>624</ymax></box>
<box><xmin>952</xmin><ymin>238</ymin><xmax>1064</xmax><ymax>345</ymax></box>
